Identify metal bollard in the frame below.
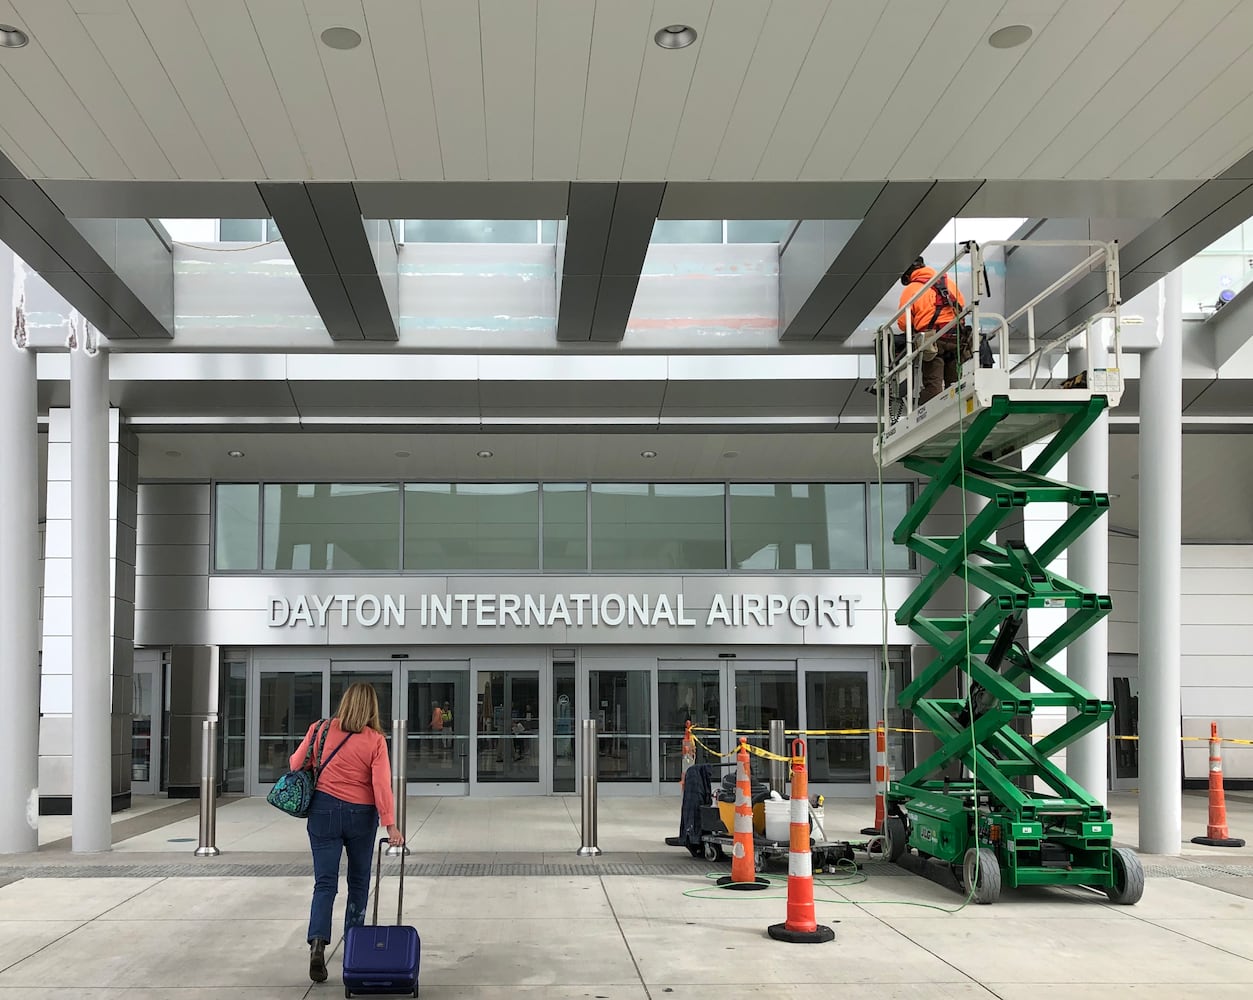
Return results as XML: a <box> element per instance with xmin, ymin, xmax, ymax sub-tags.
<box><xmin>576</xmin><ymin>718</ymin><xmax>601</xmax><ymax>857</ymax></box>
<box><xmin>386</xmin><ymin>719</ymin><xmax>410</xmax><ymax>856</ymax></box>
<box><xmin>769</xmin><ymin>719</ymin><xmax>787</xmax><ymax>795</ymax></box>
<box><xmin>194</xmin><ymin>717</ymin><xmax>220</xmax><ymax>857</ymax></box>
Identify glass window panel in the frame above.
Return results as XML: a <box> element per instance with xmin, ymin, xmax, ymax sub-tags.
<box><xmin>477</xmin><ymin>670</ymin><xmax>540</xmax><ymax>783</ymax></box>
<box><xmin>403</xmin><ymin>219</ymin><xmax>539</xmax><ymax>243</ymax></box>
<box><xmin>729</xmin><ymin>484</ymin><xmax>866</xmax><ymax>571</ymax></box>
<box><xmin>131</xmin><ymin>672</ymin><xmax>153</xmax><ymax>783</ymax></box>
<box><xmin>263</xmin><ymin>483</ymin><xmax>400</xmax><ymax>571</ymax></box>
<box><xmin>215</xmin><ymin>483</ymin><xmax>259</xmax><ymax>571</ymax></box>
<box><xmin>218</xmin><ymin>219</ymin><xmax>266</xmax><ymax>242</ymax></box>
<box><xmin>1182</xmin><ymin>253</ymin><xmax>1249</xmax><ymax>311</ymax></box>
<box><xmin>658</xmin><ymin>668</ymin><xmax>720</xmax><ymax>783</ymax></box>
<box><xmin>591</xmin><ymin>483</ymin><xmax>725</xmax><ymax>571</ymax></box>
<box><xmin>404</xmin><ymin>483</ymin><xmax>539</xmax><ymax>571</ymax></box>
<box><xmin>805</xmin><ymin>671</ymin><xmax>871</xmax><ymax>783</ymax></box>
<box><xmin>219</xmin><ymin>657</ymin><xmax>248</xmax><ymax>793</ymax></box>
<box><xmin>735</xmin><ymin>667</ymin><xmax>797</xmax><ymax>782</ymax></box>
<box><xmin>406</xmin><ymin>667</ymin><xmax>470</xmax><ymax>784</ymax></box>
<box><xmin>591</xmin><ymin>669</ymin><xmax>652</xmax><ymax>782</ymax></box>
<box><xmin>869</xmin><ymin>483</ymin><xmax>912</xmax><ymax>571</ymax></box>
<box><xmin>542</xmin><ymin>483</ymin><xmax>587</xmax><ymax>571</ymax></box>
<box><xmin>725</xmin><ymin>219</ymin><xmax>793</xmax><ymax>243</ymax></box>
<box><xmin>553</xmin><ymin>660</ymin><xmax>576</xmax><ymax>792</ymax></box>
<box><xmin>540</xmin><ymin>219</ymin><xmax>559</xmax><ymax>244</ymax></box>
<box><xmin>651</xmin><ymin>219</ymin><xmax>723</xmax><ymax>244</ymax></box>
<box><xmin>258</xmin><ymin>671</ymin><xmax>323</xmax><ymax>783</ymax></box>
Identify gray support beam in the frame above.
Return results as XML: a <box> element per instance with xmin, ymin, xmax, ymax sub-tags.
<box><xmin>1138</xmin><ymin>270</ymin><xmax>1184</xmax><ymax>856</ymax></box>
<box><xmin>0</xmin><ymin>155</ymin><xmax>173</xmax><ymax>340</ymax></box>
<box><xmin>258</xmin><ymin>183</ymin><xmax>399</xmax><ymax>342</ymax></box>
<box><xmin>557</xmin><ymin>182</ymin><xmax>665</xmax><ymax>343</ymax></box>
<box><xmin>779</xmin><ymin>181</ymin><xmax>982</xmax><ymax>343</ymax></box>
<box><xmin>1208</xmin><ymin>280</ymin><xmax>1253</xmax><ymax>369</ymax></box>
<box><xmin>0</xmin><ymin>244</ymin><xmax>40</xmax><ymax>853</ymax></box>
<box><xmin>71</xmin><ymin>334</ymin><xmax>113</xmax><ymax>853</ymax></box>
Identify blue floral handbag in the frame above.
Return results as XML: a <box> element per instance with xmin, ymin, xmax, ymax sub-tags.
<box><xmin>266</xmin><ymin>720</ymin><xmax>351</xmax><ymax>818</ymax></box>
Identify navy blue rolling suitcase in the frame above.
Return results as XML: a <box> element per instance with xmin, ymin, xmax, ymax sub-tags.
<box><xmin>342</xmin><ymin>838</ymin><xmax>420</xmax><ymax>998</ymax></box>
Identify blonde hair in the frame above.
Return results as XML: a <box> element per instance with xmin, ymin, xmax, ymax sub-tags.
<box><xmin>335</xmin><ymin>682</ymin><xmax>383</xmax><ymax>734</ymax></box>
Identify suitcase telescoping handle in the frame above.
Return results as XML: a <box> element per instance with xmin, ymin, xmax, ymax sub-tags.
<box><xmin>371</xmin><ymin>837</ymin><xmax>405</xmax><ymax>926</ymax></box>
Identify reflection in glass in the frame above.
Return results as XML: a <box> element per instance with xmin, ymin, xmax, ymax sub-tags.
<box><xmin>221</xmin><ymin>659</ymin><xmax>248</xmax><ymax>793</ymax></box>
<box><xmin>553</xmin><ymin>661</ymin><xmax>576</xmax><ymax>792</ymax></box>
<box><xmin>658</xmin><ymin>669</ymin><xmax>719</xmax><ymax>783</ymax></box>
<box><xmin>214</xmin><ymin>483</ymin><xmax>260</xmax><ymax>571</ymax></box>
<box><xmin>404</xmin><ymin>483</ymin><xmax>539</xmax><ymax>571</ymax></box>
<box><xmin>869</xmin><ymin>483</ymin><xmax>912</xmax><ymax>571</ymax></box>
<box><xmin>590</xmin><ymin>670</ymin><xmax>652</xmax><ymax>782</ymax></box>
<box><xmin>263</xmin><ymin>483</ymin><xmax>400</xmax><ymax>571</ymax></box>
<box><xmin>258</xmin><ymin>671</ymin><xmax>323</xmax><ymax>783</ymax></box>
<box><xmin>477</xmin><ymin>671</ymin><xmax>540</xmax><ymax>783</ymax></box>
<box><xmin>735</xmin><ymin>668</ymin><xmax>797</xmax><ymax>783</ymax></box>
<box><xmin>729</xmin><ymin>483</ymin><xmax>866</xmax><ymax>571</ymax></box>
<box><xmin>407</xmin><ymin>667</ymin><xmax>470</xmax><ymax>784</ymax></box>
<box><xmin>542</xmin><ymin>483</ymin><xmax>588</xmax><ymax>571</ymax></box>
<box><xmin>806</xmin><ymin>672</ymin><xmax>871</xmax><ymax>783</ymax></box>
<box><xmin>591</xmin><ymin>483</ymin><xmax>725</xmax><ymax>570</ymax></box>
<box><xmin>131</xmin><ymin>673</ymin><xmax>153</xmax><ymax>783</ymax></box>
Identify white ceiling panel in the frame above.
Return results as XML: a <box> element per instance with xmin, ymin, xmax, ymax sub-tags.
<box><xmin>621</xmin><ymin>0</ymin><xmax>711</xmax><ymax>181</ymax></box>
<box><xmin>899</xmin><ymin>0</ymin><xmax>1074</xmax><ymax>180</ymax></box>
<box><xmin>0</xmin><ymin>122</ymin><xmax>36</xmax><ymax>176</ymax></box>
<box><xmin>188</xmin><ymin>0</ymin><xmax>308</xmax><ymax>179</ymax></box>
<box><xmin>13</xmin><ymin>0</ymin><xmax>174</xmax><ymax>179</ymax></box>
<box><xmin>710</xmin><ymin>0</ymin><xmax>829</xmax><ymax>181</ymax></box>
<box><xmin>754</xmin><ymin>3</ymin><xmax>879</xmax><ymax>182</ymax></box>
<box><xmin>248</xmin><ymin>0</ymin><xmax>355</xmax><ymax>181</ymax></box>
<box><xmin>128</xmin><ymin>0</ymin><xmax>264</xmax><ymax>179</ymax></box>
<box><xmin>1026</xmin><ymin>1</ymin><xmax>1234</xmax><ymax>179</ymax></box>
<box><xmin>533</xmin><ymin>0</ymin><xmax>594</xmax><ymax>180</ymax></box>
<box><xmin>665</xmin><ymin>0</ymin><xmax>769</xmax><ymax>181</ymax></box>
<box><xmin>1164</xmin><ymin>99</ymin><xmax>1253</xmax><ymax>180</ymax></box>
<box><xmin>976</xmin><ymin>0</ymin><xmax>1180</xmax><ymax>179</ymax></box>
<box><xmin>365</xmin><ymin>0</ymin><xmax>443</xmax><ymax>181</ymax></box>
<box><xmin>576</xmin><ymin>0</ymin><xmax>654</xmax><ymax>179</ymax></box>
<box><xmin>76</xmin><ymin>8</ymin><xmax>217</xmax><ymax>179</ymax></box>
<box><xmin>304</xmin><ymin>0</ymin><xmax>399</xmax><ymax>180</ymax></box>
<box><xmin>0</xmin><ymin>62</ymin><xmax>85</xmax><ymax>178</ymax></box>
<box><xmin>0</xmin><ymin>1</ymin><xmax>128</xmax><ymax>177</ymax></box>
<box><xmin>481</xmin><ymin>0</ymin><xmax>537</xmax><ymax>181</ymax></box>
<box><xmin>1070</xmin><ymin>3</ymin><xmax>1253</xmax><ymax>180</ymax></box>
<box><xmin>847</xmin><ymin>1</ymin><xmax>1000</xmax><ymax>181</ymax></box>
<box><xmin>799</xmin><ymin>0</ymin><xmax>933</xmax><ymax>182</ymax></box>
<box><xmin>422</xmin><ymin>0</ymin><xmax>488</xmax><ymax>181</ymax></box>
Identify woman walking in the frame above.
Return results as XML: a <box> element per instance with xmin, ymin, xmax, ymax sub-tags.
<box><xmin>290</xmin><ymin>682</ymin><xmax>405</xmax><ymax>983</ymax></box>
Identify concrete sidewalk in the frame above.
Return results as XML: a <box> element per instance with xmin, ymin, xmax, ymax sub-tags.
<box><xmin>0</xmin><ymin>790</ymin><xmax>1251</xmax><ymax>998</ymax></box>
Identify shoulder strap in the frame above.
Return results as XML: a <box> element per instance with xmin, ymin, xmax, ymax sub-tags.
<box><xmin>927</xmin><ymin>278</ymin><xmax>954</xmax><ymax>331</ymax></box>
<box><xmin>300</xmin><ymin>719</ymin><xmax>329</xmax><ymax>770</ymax></box>
<box><xmin>315</xmin><ymin>730</ymin><xmax>353</xmax><ymax>776</ymax></box>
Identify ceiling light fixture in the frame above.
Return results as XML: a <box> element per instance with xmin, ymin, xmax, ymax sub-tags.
<box><xmin>164</xmin><ymin>450</ymin><xmax>182</xmax><ymax>458</ymax></box>
<box><xmin>654</xmin><ymin>24</ymin><xmax>697</xmax><ymax>49</ymax></box>
<box><xmin>394</xmin><ymin>450</ymin><xmax>411</xmax><ymax>459</ymax></box>
<box><xmin>987</xmin><ymin>24</ymin><xmax>1032</xmax><ymax>49</ymax></box>
<box><xmin>320</xmin><ymin>26</ymin><xmax>362</xmax><ymax>50</ymax></box>
<box><xmin>722</xmin><ymin>450</ymin><xmax>739</xmax><ymax>459</ymax></box>
<box><xmin>641</xmin><ymin>450</ymin><xmax>657</xmax><ymax>459</ymax></box>
<box><xmin>477</xmin><ymin>449</ymin><xmax>493</xmax><ymax>459</ymax></box>
<box><xmin>227</xmin><ymin>449</ymin><xmax>245</xmax><ymax>458</ymax></box>
<box><xmin>0</xmin><ymin>25</ymin><xmax>28</xmax><ymax>48</ymax></box>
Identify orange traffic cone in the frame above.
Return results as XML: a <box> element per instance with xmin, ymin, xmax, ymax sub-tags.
<box><xmin>680</xmin><ymin>720</ymin><xmax>696</xmax><ymax>789</ymax></box>
<box><xmin>769</xmin><ymin>739</ymin><xmax>834</xmax><ymax>943</ymax></box>
<box><xmin>1191</xmin><ymin>722</ymin><xmax>1246</xmax><ymax>848</ymax></box>
<box><xmin>862</xmin><ymin>720</ymin><xmax>887</xmax><ymax>835</ymax></box>
<box><xmin>717</xmin><ymin>739</ymin><xmax>768</xmax><ymax>891</ymax></box>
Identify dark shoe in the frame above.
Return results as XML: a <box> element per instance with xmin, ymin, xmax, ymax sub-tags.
<box><xmin>309</xmin><ymin>938</ymin><xmax>328</xmax><ymax>983</ymax></box>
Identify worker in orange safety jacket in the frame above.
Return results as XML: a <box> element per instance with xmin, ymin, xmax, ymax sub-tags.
<box><xmin>897</xmin><ymin>257</ymin><xmax>972</xmax><ymax>405</ymax></box>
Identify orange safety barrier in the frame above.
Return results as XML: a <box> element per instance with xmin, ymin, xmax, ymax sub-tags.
<box><xmin>716</xmin><ymin>739</ymin><xmax>768</xmax><ymax>891</ymax></box>
<box><xmin>1191</xmin><ymin>721</ymin><xmax>1246</xmax><ymax>848</ymax></box>
<box><xmin>862</xmin><ymin>720</ymin><xmax>887</xmax><ymax>836</ymax></box>
<box><xmin>680</xmin><ymin>720</ymin><xmax>696</xmax><ymax>789</ymax></box>
<box><xmin>768</xmin><ymin>739</ymin><xmax>834</xmax><ymax>944</ymax></box>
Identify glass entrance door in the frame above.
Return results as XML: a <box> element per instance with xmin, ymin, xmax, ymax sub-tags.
<box><xmin>254</xmin><ymin>666</ymin><xmax>324</xmax><ymax>790</ymax></box>
<box><xmin>329</xmin><ymin>663</ymin><xmax>398</xmax><ymax>738</ymax></box>
<box><xmin>475</xmin><ymin>669</ymin><xmax>542</xmax><ymax>787</ymax></box>
<box><xmin>405</xmin><ymin>662</ymin><xmax>470</xmax><ymax>791</ymax></box>
<box><xmin>731</xmin><ymin>663</ymin><xmax>799</xmax><ymax>785</ymax></box>
<box><xmin>805</xmin><ymin>668</ymin><xmax>872</xmax><ymax>787</ymax></box>
<box><xmin>658</xmin><ymin>664</ymin><xmax>721</xmax><ymax>785</ymax></box>
<box><xmin>130</xmin><ymin>653</ymin><xmax>162</xmax><ymax>796</ymax></box>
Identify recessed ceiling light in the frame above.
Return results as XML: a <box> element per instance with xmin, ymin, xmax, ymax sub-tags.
<box><xmin>477</xmin><ymin>449</ymin><xmax>493</xmax><ymax>459</ymax></box>
<box><xmin>722</xmin><ymin>450</ymin><xmax>739</xmax><ymax>459</ymax></box>
<box><xmin>641</xmin><ymin>450</ymin><xmax>657</xmax><ymax>459</ymax></box>
<box><xmin>164</xmin><ymin>450</ymin><xmax>181</xmax><ymax>458</ymax></box>
<box><xmin>227</xmin><ymin>449</ymin><xmax>245</xmax><ymax>458</ymax></box>
<box><xmin>654</xmin><ymin>24</ymin><xmax>697</xmax><ymax>49</ymax></box>
<box><xmin>987</xmin><ymin>24</ymin><xmax>1032</xmax><ymax>49</ymax></box>
<box><xmin>320</xmin><ymin>26</ymin><xmax>362</xmax><ymax>50</ymax></box>
<box><xmin>0</xmin><ymin>25</ymin><xmax>29</xmax><ymax>48</ymax></box>
<box><xmin>394</xmin><ymin>450</ymin><xmax>411</xmax><ymax>459</ymax></box>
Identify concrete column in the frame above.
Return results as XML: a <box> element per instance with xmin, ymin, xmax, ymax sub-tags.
<box><xmin>1138</xmin><ymin>273</ymin><xmax>1183</xmax><ymax>856</ymax></box>
<box><xmin>0</xmin><ymin>248</ymin><xmax>41</xmax><ymax>853</ymax></box>
<box><xmin>71</xmin><ymin>329</ymin><xmax>112</xmax><ymax>853</ymax></box>
<box><xmin>1066</xmin><ymin>336</ymin><xmax>1110</xmax><ymax>803</ymax></box>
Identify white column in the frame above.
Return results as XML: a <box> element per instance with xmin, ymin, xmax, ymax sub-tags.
<box><xmin>1066</xmin><ymin>337</ymin><xmax>1110</xmax><ymax>802</ymax></box>
<box><xmin>0</xmin><ymin>248</ymin><xmax>41</xmax><ymax>853</ymax></box>
<box><xmin>71</xmin><ymin>328</ymin><xmax>112</xmax><ymax>853</ymax></box>
<box><xmin>1138</xmin><ymin>272</ymin><xmax>1183</xmax><ymax>855</ymax></box>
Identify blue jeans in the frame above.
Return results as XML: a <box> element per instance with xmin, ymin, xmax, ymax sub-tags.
<box><xmin>306</xmin><ymin>791</ymin><xmax>379</xmax><ymax>944</ymax></box>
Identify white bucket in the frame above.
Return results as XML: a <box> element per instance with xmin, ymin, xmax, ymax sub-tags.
<box><xmin>764</xmin><ymin>797</ymin><xmax>791</xmax><ymax>843</ymax></box>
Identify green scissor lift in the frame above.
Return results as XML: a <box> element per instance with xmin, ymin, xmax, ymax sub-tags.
<box><xmin>877</xmin><ymin>392</ymin><xmax>1144</xmax><ymax>904</ymax></box>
